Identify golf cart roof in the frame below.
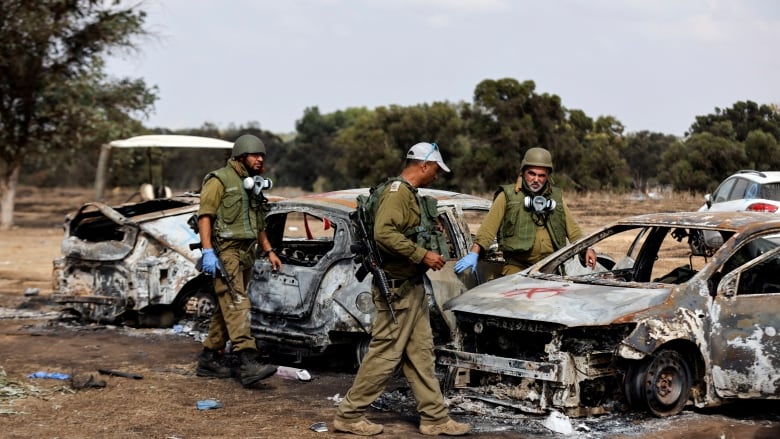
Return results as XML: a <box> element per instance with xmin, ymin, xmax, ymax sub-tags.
<box><xmin>107</xmin><ymin>135</ymin><xmax>233</xmax><ymax>149</ymax></box>
<box><xmin>95</xmin><ymin>135</ymin><xmax>233</xmax><ymax>200</ymax></box>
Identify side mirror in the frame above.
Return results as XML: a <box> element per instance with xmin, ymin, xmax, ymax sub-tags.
<box><xmin>704</xmin><ymin>193</ymin><xmax>713</xmax><ymax>209</ymax></box>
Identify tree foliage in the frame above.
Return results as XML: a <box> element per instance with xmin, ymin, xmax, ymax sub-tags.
<box><xmin>332</xmin><ymin>102</ymin><xmax>466</xmax><ymax>189</ymax></box>
<box><xmin>688</xmin><ymin>100</ymin><xmax>780</xmax><ymax>141</ymax></box>
<box><xmin>659</xmin><ymin>133</ymin><xmax>746</xmax><ymax>192</ymax></box>
<box><xmin>276</xmin><ymin>106</ymin><xmax>370</xmax><ymax>191</ymax></box>
<box><xmin>0</xmin><ymin>0</ymin><xmax>157</xmax><ymax>228</ymax></box>
<box><xmin>624</xmin><ymin>131</ymin><xmax>678</xmax><ymax>192</ymax></box>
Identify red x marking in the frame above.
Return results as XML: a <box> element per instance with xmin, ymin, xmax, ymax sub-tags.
<box><xmin>501</xmin><ymin>287</ymin><xmax>566</xmax><ymax>299</ymax></box>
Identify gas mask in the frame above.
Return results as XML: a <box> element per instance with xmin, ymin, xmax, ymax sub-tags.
<box><xmin>243</xmin><ymin>176</ymin><xmax>273</xmax><ymax>196</ymax></box>
<box><xmin>524</xmin><ymin>195</ymin><xmax>556</xmax><ymax>214</ymax></box>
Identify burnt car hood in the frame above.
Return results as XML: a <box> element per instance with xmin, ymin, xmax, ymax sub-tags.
<box><xmin>444</xmin><ymin>274</ymin><xmax>671</xmax><ymax>326</ymax></box>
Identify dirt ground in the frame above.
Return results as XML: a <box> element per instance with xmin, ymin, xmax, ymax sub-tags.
<box><xmin>2</xmin><ymin>186</ymin><xmax>780</xmax><ymax>439</ymax></box>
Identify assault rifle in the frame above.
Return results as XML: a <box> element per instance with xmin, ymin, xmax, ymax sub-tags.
<box><xmin>350</xmin><ymin>206</ymin><xmax>397</xmax><ymax>324</ymax></box>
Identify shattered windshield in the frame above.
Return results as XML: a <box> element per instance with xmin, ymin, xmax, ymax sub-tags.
<box><xmin>535</xmin><ymin>224</ymin><xmax>731</xmax><ymax>286</ymax></box>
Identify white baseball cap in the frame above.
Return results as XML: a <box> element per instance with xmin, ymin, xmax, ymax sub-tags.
<box><xmin>406</xmin><ymin>142</ymin><xmax>451</xmax><ymax>173</ymax></box>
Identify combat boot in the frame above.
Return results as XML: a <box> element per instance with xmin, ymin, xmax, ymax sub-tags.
<box><xmin>195</xmin><ymin>348</ymin><xmax>232</xmax><ymax>378</ymax></box>
<box><xmin>419</xmin><ymin>418</ymin><xmax>471</xmax><ymax>436</ymax></box>
<box><xmin>332</xmin><ymin>417</ymin><xmax>384</xmax><ymax>436</ymax></box>
<box><xmin>237</xmin><ymin>349</ymin><xmax>277</xmax><ymax>387</ymax></box>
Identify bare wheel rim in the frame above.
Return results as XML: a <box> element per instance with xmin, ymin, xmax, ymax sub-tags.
<box><xmin>642</xmin><ymin>350</ymin><xmax>692</xmax><ymax>416</ymax></box>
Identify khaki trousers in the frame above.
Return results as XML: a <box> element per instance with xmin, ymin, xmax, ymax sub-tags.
<box><xmin>335</xmin><ymin>280</ymin><xmax>449</xmax><ymax>426</ymax></box>
<box><xmin>202</xmin><ymin>243</ymin><xmax>257</xmax><ymax>352</ymax></box>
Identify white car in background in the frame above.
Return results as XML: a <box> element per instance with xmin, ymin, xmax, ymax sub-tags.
<box><xmin>700</xmin><ymin>170</ymin><xmax>780</xmax><ymax>213</ymax></box>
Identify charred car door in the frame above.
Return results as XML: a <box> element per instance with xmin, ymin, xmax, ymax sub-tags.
<box><xmin>710</xmin><ymin>236</ymin><xmax>780</xmax><ymax>399</ymax></box>
<box><xmin>249</xmin><ymin>210</ymin><xmax>349</xmax><ymax>318</ymax></box>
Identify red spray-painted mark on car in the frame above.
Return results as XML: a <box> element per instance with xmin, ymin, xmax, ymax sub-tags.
<box><xmin>501</xmin><ymin>287</ymin><xmax>566</xmax><ymax>299</ymax></box>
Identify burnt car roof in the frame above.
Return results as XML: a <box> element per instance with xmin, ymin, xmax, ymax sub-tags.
<box><xmin>271</xmin><ymin>188</ymin><xmax>491</xmax><ymax>212</ymax></box>
<box><xmin>611</xmin><ymin>211</ymin><xmax>780</xmax><ymax>230</ymax></box>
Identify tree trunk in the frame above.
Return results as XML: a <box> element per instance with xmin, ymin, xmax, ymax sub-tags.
<box><xmin>0</xmin><ymin>161</ymin><xmax>21</xmax><ymax>230</ymax></box>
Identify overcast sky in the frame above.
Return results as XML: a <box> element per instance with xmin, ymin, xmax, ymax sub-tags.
<box><xmin>105</xmin><ymin>0</ymin><xmax>780</xmax><ymax>137</ymax></box>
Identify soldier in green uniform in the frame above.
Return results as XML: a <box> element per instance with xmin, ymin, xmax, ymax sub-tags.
<box><xmin>195</xmin><ymin>134</ymin><xmax>280</xmax><ymax>387</ymax></box>
<box><xmin>454</xmin><ymin>147</ymin><xmax>596</xmax><ymax>277</ymax></box>
<box><xmin>333</xmin><ymin>142</ymin><xmax>470</xmax><ymax>436</ymax></box>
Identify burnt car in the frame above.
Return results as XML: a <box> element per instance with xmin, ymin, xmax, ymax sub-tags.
<box><xmin>52</xmin><ymin>194</ymin><xmax>213</xmax><ymax>325</ymax></box>
<box><xmin>52</xmin><ymin>135</ymin><xmax>239</xmax><ymax>326</ymax></box>
<box><xmin>246</xmin><ymin>188</ymin><xmax>497</xmax><ymax>364</ymax></box>
<box><xmin>437</xmin><ymin>212</ymin><xmax>780</xmax><ymax>417</ymax></box>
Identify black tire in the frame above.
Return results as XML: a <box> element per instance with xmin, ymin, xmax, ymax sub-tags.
<box><xmin>355</xmin><ymin>336</ymin><xmax>370</xmax><ymax>367</ymax></box>
<box><xmin>627</xmin><ymin>350</ymin><xmax>692</xmax><ymax>417</ymax></box>
<box><xmin>623</xmin><ymin>359</ymin><xmax>649</xmax><ymax>410</ymax></box>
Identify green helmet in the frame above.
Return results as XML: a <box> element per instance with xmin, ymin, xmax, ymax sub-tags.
<box><xmin>232</xmin><ymin>134</ymin><xmax>266</xmax><ymax>158</ymax></box>
<box><xmin>520</xmin><ymin>147</ymin><xmax>553</xmax><ymax>172</ymax></box>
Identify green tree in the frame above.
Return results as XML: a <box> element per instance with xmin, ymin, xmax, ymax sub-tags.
<box><xmin>333</xmin><ymin>102</ymin><xmax>466</xmax><ymax>189</ymax></box>
<box><xmin>688</xmin><ymin>100</ymin><xmax>780</xmax><ymax>142</ymax></box>
<box><xmin>659</xmin><ymin>133</ymin><xmax>746</xmax><ymax>192</ymax></box>
<box><xmin>463</xmin><ymin>78</ymin><xmax>567</xmax><ymax>188</ymax></box>
<box><xmin>623</xmin><ymin>131</ymin><xmax>678</xmax><ymax>192</ymax></box>
<box><xmin>744</xmin><ymin>129</ymin><xmax>780</xmax><ymax>171</ymax></box>
<box><xmin>279</xmin><ymin>106</ymin><xmax>368</xmax><ymax>191</ymax></box>
<box><xmin>0</xmin><ymin>0</ymin><xmax>156</xmax><ymax>228</ymax></box>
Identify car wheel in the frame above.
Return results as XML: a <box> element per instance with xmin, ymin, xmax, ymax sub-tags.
<box><xmin>175</xmin><ymin>285</ymin><xmax>217</xmax><ymax>320</ymax></box>
<box><xmin>355</xmin><ymin>336</ymin><xmax>370</xmax><ymax>366</ymax></box>
<box><xmin>623</xmin><ymin>359</ymin><xmax>649</xmax><ymax>410</ymax></box>
<box><xmin>627</xmin><ymin>350</ymin><xmax>692</xmax><ymax>417</ymax></box>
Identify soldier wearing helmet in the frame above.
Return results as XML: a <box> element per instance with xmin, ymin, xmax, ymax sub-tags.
<box><xmin>455</xmin><ymin>147</ymin><xmax>596</xmax><ymax>277</ymax></box>
<box><xmin>194</xmin><ymin>134</ymin><xmax>280</xmax><ymax>387</ymax></box>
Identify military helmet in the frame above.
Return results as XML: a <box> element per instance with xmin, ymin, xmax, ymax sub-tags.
<box><xmin>520</xmin><ymin>147</ymin><xmax>553</xmax><ymax>172</ymax></box>
<box><xmin>232</xmin><ymin>134</ymin><xmax>266</xmax><ymax>158</ymax></box>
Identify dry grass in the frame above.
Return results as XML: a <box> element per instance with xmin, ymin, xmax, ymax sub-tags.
<box><xmin>566</xmin><ymin>190</ymin><xmax>704</xmax><ymax>234</ymax></box>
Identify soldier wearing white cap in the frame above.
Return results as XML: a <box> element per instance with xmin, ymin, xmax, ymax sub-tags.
<box><xmin>334</xmin><ymin>142</ymin><xmax>470</xmax><ymax>436</ymax></box>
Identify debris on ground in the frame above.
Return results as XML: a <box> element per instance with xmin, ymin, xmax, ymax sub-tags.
<box><xmin>543</xmin><ymin>410</ymin><xmax>573</xmax><ymax>434</ymax></box>
<box><xmin>98</xmin><ymin>369</ymin><xmax>143</xmax><ymax>380</ymax></box>
<box><xmin>326</xmin><ymin>393</ymin><xmax>343</xmax><ymax>405</ymax></box>
<box><xmin>1</xmin><ymin>367</ymin><xmax>61</xmax><ymax>415</ymax></box>
<box><xmin>70</xmin><ymin>374</ymin><xmax>107</xmax><ymax>390</ymax></box>
<box><xmin>23</xmin><ymin>288</ymin><xmax>39</xmax><ymax>297</ymax></box>
<box><xmin>309</xmin><ymin>422</ymin><xmax>328</xmax><ymax>432</ymax></box>
<box><xmin>196</xmin><ymin>399</ymin><xmax>223</xmax><ymax>410</ymax></box>
<box><xmin>276</xmin><ymin>366</ymin><xmax>312</xmax><ymax>381</ymax></box>
<box><xmin>27</xmin><ymin>371</ymin><xmax>70</xmax><ymax>380</ymax></box>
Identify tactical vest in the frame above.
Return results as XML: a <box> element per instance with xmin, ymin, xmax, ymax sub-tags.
<box><xmin>497</xmin><ymin>184</ymin><xmax>567</xmax><ymax>252</ymax></box>
<box><xmin>205</xmin><ymin>161</ymin><xmax>266</xmax><ymax>241</ymax></box>
<box><xmin>358</xmin><ymin>177</ymin><xmax>449</xmax><ymax>256</ymax></box>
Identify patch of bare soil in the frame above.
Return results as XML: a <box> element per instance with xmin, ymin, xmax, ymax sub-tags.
<box><xmin>1</xmin><ymin>187</ymin><xmax>779</xmax><ymax>439</ymax></box>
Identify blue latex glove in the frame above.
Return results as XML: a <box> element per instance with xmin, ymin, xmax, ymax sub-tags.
<box><xmin>28</xmin><ymin>371</ymin><xmax>71</xmax><ymax>380</ymax></box>
<box><xmin>201</xmin><ymin>248</ymin><xmax>218</xmax><ymax>276</ymax></box>
<box><xmin>454</xmin><ymin>251</ymin><xmax>479</xmax><ymax>274</ymax></box>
